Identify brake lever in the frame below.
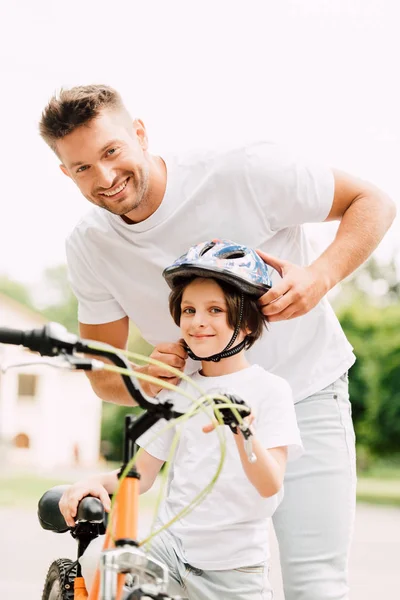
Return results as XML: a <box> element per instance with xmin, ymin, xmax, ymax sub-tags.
<box><xmin>211</xmin><ymin>392</ymin><xmax>257</xmax><ymax>463</ymax></box>
<box><xmin>61</xmin><ymin>352</ymin><xmax>105</xmax><ymax>371</ymax></box>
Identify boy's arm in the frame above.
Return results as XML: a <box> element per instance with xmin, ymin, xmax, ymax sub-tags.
<box><xmin>81</xmin><ymin>450</ymin><xmax>164</xmax><ymax>496</ymax></box>
<box><xmin>59</xmin><ymin>450</ymin><xmax>164</xmax><ymax>527</ymax></box>
<box><xmin>233</xmin><ymin>435</ymin><xmax>287</xmax><ymax>498</ymax></box>
<box><xmin>135</xmin><ymin>449</ymin><xmax>165</xmax><ymax>494</ymax></box>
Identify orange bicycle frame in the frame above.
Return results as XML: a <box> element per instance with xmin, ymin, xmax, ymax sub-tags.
<box><xmin>74</xmin><ymin>474</ymin><xmax>140</xmax><ymax>600</ymax></box>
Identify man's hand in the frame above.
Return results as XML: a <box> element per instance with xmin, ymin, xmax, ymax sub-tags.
<box><xmin>137</xmin><ymin>341</ymin><xmax>188</xmax><ymax>397</ymax></box>
<box><xmin>257</xmin><ymin>250</ymin><xmax>330</xmax><ymax>321</ymax></box>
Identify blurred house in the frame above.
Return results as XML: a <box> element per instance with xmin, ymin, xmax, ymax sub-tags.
<box><xmin>0</xmin><ymin>293</ymin><xmax>102</xmax><ymax>470</ymax></box>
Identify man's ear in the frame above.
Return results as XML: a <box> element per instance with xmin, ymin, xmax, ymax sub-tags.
<box><xmin>59</xmin><ymin>164</ymin><xmax>71</xmax><ymax>178</ymax></box>
<box><xmin>133</xmin><ymin>118</ymin><xmax>149</xmax><ymax>151</ymax></box>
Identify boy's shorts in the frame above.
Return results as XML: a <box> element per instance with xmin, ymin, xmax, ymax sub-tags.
<box><xmin>80</xmin><ymin>528</ymin><xmax>272</xmax><ymax>600</ymax></box>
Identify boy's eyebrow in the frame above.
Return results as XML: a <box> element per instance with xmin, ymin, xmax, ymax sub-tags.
<box><xmin>181</xmin><ymin>299</ymin><xmax>226</xmax><ymax>305</ymax></box>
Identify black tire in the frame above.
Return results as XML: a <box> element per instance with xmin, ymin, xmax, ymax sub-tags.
<box><xmin>41</xmin><ymin>558</ymin><xmax>76</xmax><ymax>600</ymax></box>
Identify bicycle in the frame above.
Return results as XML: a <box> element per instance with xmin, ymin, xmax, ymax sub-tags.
<box><xmin>0</xmin><ymin>322</ymin><xmax>255</xmax><ymax>600</ymax></box>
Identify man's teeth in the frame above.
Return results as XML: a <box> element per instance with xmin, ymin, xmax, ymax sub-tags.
<box><xmin>102</xmin><ymin>179</ymin><xmax>128</xmax><ymax>197</ymax></box>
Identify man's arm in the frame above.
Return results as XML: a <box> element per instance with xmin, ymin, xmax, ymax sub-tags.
<box><xmin>258</xmin><ymin>169</ymin><xmax>397</xmax><ymax>321</ymax></box>
<box><xmin>80</xmin><ymin>317</ymin><xmax>187</xmax><ymax>405</ymax></box>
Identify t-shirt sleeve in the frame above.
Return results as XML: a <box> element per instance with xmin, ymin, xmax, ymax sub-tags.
<box><xmin>136</xmin><ymin>418</ymin><xmax>176</xmax><ymax>461</ymax></box>
<box><xmin>65</xmin><ymin>232</ymin><xmax>126</xmax><ymax>325</ymax></box>
<box><xmin>244</xmin><ymin>142</ymin><xmax>334</xmax><ymax>230</ymax></box>
<box><xmin>255</xmin><ymin>377</ymin><xmax>304</xmax><ymax>461</ymax></box>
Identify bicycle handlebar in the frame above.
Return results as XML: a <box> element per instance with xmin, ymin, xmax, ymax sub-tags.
<box><xmin>0</xmin><ymin>322</ymin><xmax>82</xmax><ymax>356</ymax></box>
<box><xmin>0</xmin><ymin>322</ymin><xmax>253</xmax><ymax>437</ymax></box>
<box><xmin>0</xmin><ymin>323</ymin><xmax>177</xmax><ymax>415</ymax></box>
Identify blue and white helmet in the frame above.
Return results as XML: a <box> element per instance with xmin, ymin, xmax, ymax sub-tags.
<box><xmin>163</xmin><ymin>239</ymin><xmax>272</xmax><ymax>297</ymax></box>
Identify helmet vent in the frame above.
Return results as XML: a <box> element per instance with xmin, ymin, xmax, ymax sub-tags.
<box><xmin>220</xmin><ymin>250</ymin><xmax>246</xmax><ymax>260</ymax></box>
<box><xmin>199</xmin><ymin>242</ymin><xmax>216</xmax><ymax>256</ymax></box>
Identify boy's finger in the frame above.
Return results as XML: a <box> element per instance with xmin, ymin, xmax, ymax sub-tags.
<box><xmin>202</xmin><ymin>424</ymin><xmax>214</xmax><ymax>433</ymax></box>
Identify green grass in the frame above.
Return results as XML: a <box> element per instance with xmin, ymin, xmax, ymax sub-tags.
<box><xmin>0</xmin><ymin>474</ymin><xmax>68</xmax><ymax>508</ymax></box>
<box><xmin>2</xmin><ymin>469</ymin><xmax>400</xmax><ymax>511</ymax></box>
<box><xmin>0</xmin><ymin>472</ymin><xmax>160</xmax><ymax>514</ymax></box>
<box><xmin>356</xmin><ymin>476</ymin><xmax>400</xmax><ymax>507</ymax></box>
<box><xmin>355</xmin><ymin>457</ymin><xmax>400</xmax><ymax>507</ymax></box>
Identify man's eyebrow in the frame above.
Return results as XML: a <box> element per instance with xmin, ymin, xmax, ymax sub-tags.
<box><xmin>100</xmin><ymin>139</ymin><xmax>121</xmax><ymax>153</ymax></box>
<box><xmin>69</xmin><ymin>140</ymin><xmax>122</xmax><ymax>168</ymax></box>
<box><xmin>70</xmin><ymin>159</ymin><xmax>85</xmax><ymax>168</ymax></box>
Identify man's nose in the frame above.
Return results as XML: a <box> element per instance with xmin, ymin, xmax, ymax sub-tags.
<box><xmin>96</xmin><ymin>164</ymin><xmax>116</xmax><ymax>189</ymax></box>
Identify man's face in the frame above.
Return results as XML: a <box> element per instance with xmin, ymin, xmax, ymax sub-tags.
<box><xmin>57</xmin><ymin>109</ymin><xmax>150</xmax><ymax>219</ymax></box>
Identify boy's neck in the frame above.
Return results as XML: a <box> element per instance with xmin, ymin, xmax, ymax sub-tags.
<box><xmin>200</xmin><ymin>352</ymin><xmax>251</xmax><ymax>377</ymax></box>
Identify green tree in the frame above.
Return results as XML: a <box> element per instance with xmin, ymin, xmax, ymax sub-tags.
<box><xmin>338</xmin><ymin>301</ymin><xmax>400</xmax><ymax>457</ymax></box>
<box><xmin>100</xmin><ymin>326</ymin><xmax>154</xmax><ymax>461</ymax></box>
<box><xmin>0</xmin><ymin>276</ymin><xmax>34</xmax><ymax>309</ymax></box>
<box><xmin>40</xmin><ymin>265</ymin><xmax>79</xmax><ymax>334</ymax></box>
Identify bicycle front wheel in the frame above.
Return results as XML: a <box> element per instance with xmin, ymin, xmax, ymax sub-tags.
<box><xmin>41</xmin><ymin>558</ymin><xmax>76</xmax><ymax>600</ymax></box>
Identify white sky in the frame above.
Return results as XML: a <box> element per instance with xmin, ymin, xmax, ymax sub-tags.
<box><xmin>0</xmin><ymin>0</ymin><xmax>399</xmax><ymax>284</ymax></box>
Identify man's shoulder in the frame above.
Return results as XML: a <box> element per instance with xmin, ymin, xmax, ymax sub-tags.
<box><xmin>66</xmin><ymin>207</ymin><xmax>111</xmax><ymax>247</ymax></box>
<box><xmin>251</xmin><ymin>365</ymin><xmax>292</xmax><ymax>394</ymax></box>
<box><xmin>171</xmin><ymin>141</ymin><xmax>283</xmax><ymax>175</ymax></box>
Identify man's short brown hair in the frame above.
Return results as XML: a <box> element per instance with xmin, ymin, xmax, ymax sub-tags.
<box><xmin>169</xmin><ymin>276</ymin><xmax>268</xmax><ymax>350</ymax></box>
<box><xmin>39</xmin><ymin>84</ymin><xmax>126</xmax><ymax>153</ymax></box>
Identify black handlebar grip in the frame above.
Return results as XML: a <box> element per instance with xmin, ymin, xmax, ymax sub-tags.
<box><xmin>0</xmin><ymin>327</ymin><xmax>25</xmax><ymax>346</ymax></box>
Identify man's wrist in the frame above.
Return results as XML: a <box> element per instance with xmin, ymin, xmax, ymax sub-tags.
<box><xmin>308</xmin><ymin>259</ymin><xmax>335</xmax><ymax>293</ymax></box>
<box><xmin>133</xmin><ymin>363</ymin><xmax>159</xmax><ymax>398</ymax></box>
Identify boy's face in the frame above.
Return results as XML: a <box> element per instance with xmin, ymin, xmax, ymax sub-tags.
<box><xmin>180</xmin><ymin>278</ymin><xmax>246</xmax><ymax>356</ymax></box>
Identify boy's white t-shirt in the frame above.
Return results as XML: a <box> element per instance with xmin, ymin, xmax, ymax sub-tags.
<box><xmin>136</xmin><ymin>364</ymin><xmax>303</xmax><ymax>570</ymax></box>
<box><xmin>66</xmin><ymin>142</ymin><xmax>355</xmax><ymax>401</ymax></box>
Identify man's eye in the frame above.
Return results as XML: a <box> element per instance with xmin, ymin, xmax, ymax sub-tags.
<box><xmin>76</xmin><ymin>165</ymin><xmax>89</xmax><ymax>173</ymax></box>
<box><xmin>106</xmin><ymin>148</ymin><xmax>116</xmax><ymax>156</ymax></box>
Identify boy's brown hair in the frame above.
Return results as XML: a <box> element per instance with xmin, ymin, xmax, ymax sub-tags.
<box><xmin>169</xmin><ymin>276</ymin><xmax>268</xmax><ymax>350</ymax></box>
<box><xmin>39</xmin><ymin>84</ymin><xmax>127</xmax><ymax>153</ymax></box>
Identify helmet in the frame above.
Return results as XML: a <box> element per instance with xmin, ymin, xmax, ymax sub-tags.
<box><xmin>163</xmin><ymin>239</ymin><xmax>271</xmax><ymax>297</ymax></box>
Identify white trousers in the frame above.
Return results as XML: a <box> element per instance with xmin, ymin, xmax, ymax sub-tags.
<box><xmin>272</xmin><ymin>372</ymin><xmax>356</xmax><ymax>600</ymax></box>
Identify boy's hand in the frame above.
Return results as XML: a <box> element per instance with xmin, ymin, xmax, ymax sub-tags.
<box><xmin>59</xmin><ymin>480</ymin><xmax>111</xmax><ymax>528</ymax></box>
<box><xmin>203</xmin><ymin>413</ymin><xmax>254</xmax><ymax>434</ymax></box>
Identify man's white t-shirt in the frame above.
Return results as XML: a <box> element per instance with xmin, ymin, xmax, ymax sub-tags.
<box><xmin>137</xmin><ymin>364</ymin><xmax>303</xmax><ymax>570</ymax></box>
<box><xmin>66</xmin><ymin>142</ymin><xmax>355</xmax><ymax>401</ymax></box>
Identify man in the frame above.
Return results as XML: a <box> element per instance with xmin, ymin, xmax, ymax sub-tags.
<box><xmin>40</xmin><ymin>85</ymin><xmax>395</xmax><ymax>600</ymax></box>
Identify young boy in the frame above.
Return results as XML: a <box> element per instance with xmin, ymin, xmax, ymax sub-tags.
<box><xmin>60</xmin><ymin>239</ymin><xmax>303</xmax><ymax>600</ymax></box>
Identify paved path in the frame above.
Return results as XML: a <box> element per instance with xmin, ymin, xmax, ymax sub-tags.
<box><xmin>0</xmin><ymin>502</ymin><xmax>398</xmax><ymax>599</ymax></box>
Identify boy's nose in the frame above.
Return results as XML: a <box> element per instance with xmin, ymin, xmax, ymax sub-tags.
<box><xmin>192</xmin><ymin>313</ymin><xmax>207</xmax><ymax>327</ymax></box>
